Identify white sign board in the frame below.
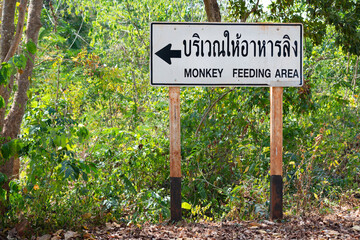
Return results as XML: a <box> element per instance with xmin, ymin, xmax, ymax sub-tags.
<box><xmin>150</xmin><ymin>23</ymin><xmax>303</xmax><ymax>87</ymax></box>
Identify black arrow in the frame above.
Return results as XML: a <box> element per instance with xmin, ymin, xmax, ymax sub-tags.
<box><xmin>155</xmin><ymin>44</ymin><xmax>181</xmax><ymax>65</ymax></box>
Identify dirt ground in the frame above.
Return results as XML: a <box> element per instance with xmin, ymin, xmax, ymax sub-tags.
<box><xmin>2</xmin><ymin>203</ymin><xmax>360</xmax><ymax>239</ymax></box>
<box><xmin>86</xmin><ymin>205</ymin><xmax>360</xmax><ymax>240</ymax></box>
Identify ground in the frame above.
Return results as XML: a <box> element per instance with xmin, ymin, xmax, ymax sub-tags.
<box><xmin>1</xmin><ymin>203</ymin><xmax>360</xmax><ymax>239</ymax></box>
<box><xmin>87</xmin><ymin>206</ymin><xmax>360</xmax><ymax>240</ymax></box>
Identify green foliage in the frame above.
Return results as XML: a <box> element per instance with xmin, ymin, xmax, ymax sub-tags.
<box><xmin>1</xmin><ymin>0</ymin><xmax>359</xmax><ymax>232</ymax></box>
<box><xmin>0</xmin><ymin>62</ymin><xmax>12</xmax><ymax>85</ymax></box>
<box><xmin>0</xmin><ymin>173</ymin><xmax>7</xmax><ymax>203</ymax></box>
<box><xmin>267</xmin><ymin>0</ymin><xmax>360</xmax><ymax>55</ymax></box>
<box><xmin>0</xmin><ymin>43</ymin><xmax>36</xmax><ymax>115</ymax></box>
<box><xmin>3</xmin><ymin>107</ymin><xmax>97</xmax><ymax>229</ymax></box>
<box><xmin>0</xmin><ymin>139</ymin><xmax>22</xmax><ymax>161</ymax></box>
<box><xmin>227</xmin><ymin>0</ymin><xmax>264</xmax><ymax>22</ymax></box>
<box><xmin>228</xmin><ymin>1</ymin><xmax>360</xmax><ymax>55</ymax></box>
<box><xmin>25</xmin><ymin>40</ymin><xmax>37</xmax><ymax>54</ymax></box>
<box><xmin>226</xmin><ymin>178</ymin><xmax>269</xmax><ymax>220</ymax></box>
<box><xmin>11</xmin><ymin>55</ymin><xmax>27</xmax><ymax>70</ymax></box>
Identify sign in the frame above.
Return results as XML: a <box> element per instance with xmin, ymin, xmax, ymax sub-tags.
<box><xmin>150</xmin><ymin>22</ymin><xmax>303</xmax><ymax>87</ymax></box>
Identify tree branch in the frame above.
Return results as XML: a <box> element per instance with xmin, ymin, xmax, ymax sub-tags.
<box><xmin>241</xmin><ymin>0</ymin><xmax>260</xmax><ymax>22</ymax></box>
<box><xmin>0</xmin><ymin>0</ymin><xmax>16</xmax><ymax>61</ymax></box>
<box><xmin>195</xmin><ymin>88</ymin><xmax>235</xmax><ymax>137</ymax></box>
<box><xmin>353</xmin><ymin>56</ymin><xmax>359</xmax><ymax>94</ymax></box>
<box><xmin>2</xmin><ymin>0</ymin><xmax>43</xmax><ymax>139</ymax></box>
<box><xmin>4</xmin><ymin>0</ymin><xmax>28</xmax><ymax>63</ymax></box>
<box><xmin>0</xmin><ymin>0</ymin><xmax>17</xmax><ymax>130</ymax></box>
<box><xmin>203</xmin><ymin>0</ymin><xmax>221</xmax><ymax>22</ymax></box>
<box><xmin>0</xmin><ymin>0</ymin><xmax>27</xmax><ymax>128</ymax></box>
<box><xmin>0</xmin><ymin>2</ymin><xmax>3</xmax><ymax>31</ymax></box>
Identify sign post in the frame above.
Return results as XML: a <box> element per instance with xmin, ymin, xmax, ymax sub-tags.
<box><xmin>270</xmin><ymin>87</ymin><xmax>283</xmax><ymax>219</ymax></box>
<box><xmin>150</xmin><ymin>22</ymin><xmax>303</xmax><ymax>221</ymax></box>
<box><xmin>169</xmin><ymin>87</ymin><xmax>182</xmax><ymax>221</ymax></box>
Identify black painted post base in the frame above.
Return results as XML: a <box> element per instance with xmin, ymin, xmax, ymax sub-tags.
<box><xmin>270</xmin><ymin>175</ymin><xmax>283</xmax><ymax>220</ymax></box>
<box><xmin>170</xmin><ymin>177</ymin><xmax>182</xmax><ymax>222</ymax></box>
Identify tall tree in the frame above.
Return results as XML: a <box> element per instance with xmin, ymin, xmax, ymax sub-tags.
<box><xmin>203</xmin><ymin>0</ymin><xmax>221</xmax><ymax>22</ymax></box>
<box><xmin>0</xmin><ymin>0</ymin><xmax>43</xmax><ymax>212</ymax></box>
<box><xmin>228</xmin><ymin>0</ymin><xmax>360</xmax><ymax>56</ymax></box>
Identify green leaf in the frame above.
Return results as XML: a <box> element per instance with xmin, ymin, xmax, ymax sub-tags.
<box><xmin>0</xmin><ymin>62</ymin><xmax>12</xmax><ymax>85</ymax></box>
<box><xmin>122</xmin><ymin>174</ymin><xmax>136</xmax><ymax>194</ymax></box>
<box><xmin>0</xmin><ymin>96</ymin><xmax>4</xmax><ymax>108</ymax></box>
<box><xmin>9</xmin><ymin>181</ymin><xmax>19</xmax><ymax>193</ymax></box>
<box><xmin>11</xmin><ymin>54</ymin><xmax>27</xmax><ymax>70</ymax></box>
<box><xmin>77</xmin><ymin>125</ymin><xmax>89</xmax><ymax>141</ymax></box>
<box><xmin>181</xmin><ymin>202</ymin><xmax>192</xmax><ymax>210</ymax></box>
<box><xmin>82</xmin><ymin>172</ymin><xmax>88</xmax><ymax>181</ymax></box>
<box><xmin>0</xmin><ymin>188</ymin><xmax>5</xmax><ymax>202</ymax></box>
<box><xmin>38</xmin><ymin>27</ymin><xmax>51</xmax><ymax>41</ymax></box>
<box><xmin>72</xmin><ymin>164</ymin><xmax>80</xmax><ymax>178</ymax></box>
<box><xmin>1</xmin><ymin>143</ymin><xmax>11</xmax><ymax>159</ymax></box>
<box><xmin>0</xmin><ymin>172</ymin><xmax>7</xmax><ymax>185</ymax></box>
<box><xmin>25</xmin><ymin>40</ymin><xmax>37</xmax><ymax>54</ymax></box>
<box><xmin>88</xmin><ymin>162</ymin><xmax>98</xmax><ymax>173</ymax></box>
<box><xmin>65</xmin><ymin>167</ymin><xmax>73</xmax><ymax>179</ymax></box>
<box><xmin>8</xmin><ymin>139</ymin><xmax>22</xmax><ymax>156</ymax></box>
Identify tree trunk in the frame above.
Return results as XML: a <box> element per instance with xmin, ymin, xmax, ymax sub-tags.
<box><xmin>0</xmin><ymin>0</ymin><xmax>16</xmax><ymax>61</ymax></box>
<box><xmin>0</xmin><ymin>2</ymin><xmax>3</xmax><ymax>32</ymax></box>
<box><xmin>0</xmin><ymin>0</ymin><xmax>16</xmax><ymax>127</ymax></box>
<box><xmin>203</xmin><ymin>0</ymin><xmax>221</xmax><ymax>22</ymax></box>
<box><xmin>4</xmin><ymin>0</ymin><xmax>28</xmax><ymax>62</ymax></box>
<box><xmin>0</xmin><ymin>0</ymin><xmax>27</xmax><ymax>128</ymax></box>
<box><xmin>0</xmin><ymin>0</ymin><xmax>43</xmax><ymax>214</ymax></box>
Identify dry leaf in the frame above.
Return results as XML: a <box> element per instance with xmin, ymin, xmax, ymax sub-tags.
<box><xmin>272</xmin><ymin>233</ymin><xmax>282</xmax><ymax>237</ymax></box>
<box><xmin>322</xmin><ymin>229</ymin><xmax>339</xmax><ymax>235</ymax></box>
<box><xmin>352</xmin><ymin>225</ymin><xmax>360</xmax><ymax>231</ymax></box>
<box><xmin>105</xmin><ymin>222</ymin><xmax>113</xmax><ymax>230</ymax></box>
<box><xmin>51</xmin><ymin>236</ymin><xmax>62</xmax><ymax>240</ymax></box>
<box><xmin>38</xmin><ymin>234</ymin><xmax>51</xmax><ymax>240</ymax></box>
<box><xmin>64</xmin><ymin>231</ymin><xmax>79</xmax><ymax>240</ymax></box>
<box><xmin>113</xmin><ymin>222</ymin><xmax>121</xmax><ymax>228</ymax></box>
<box><xmin>263</xmin><ymin>220</ymin><xmax>275</xmax><ymax>225</ymax></box>
<box><xmin>54</xmin><ymin>229</ymin><xmax>63</xmax><ymax>236</ymax></box>
<box><xmin>249</xmin><ymin>222</ymin><xmax>261</xmax><ymax>227</ymax></box>
<box><xmin>82</xmin><ymin>213</ymin><xmax>92</xmax><ymax>219</ymax></box>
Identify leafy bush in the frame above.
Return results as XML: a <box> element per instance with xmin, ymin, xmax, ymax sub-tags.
<box><xmin>1</xmin><ymin>0</ymin><xmax>359</xmax><ymax>232</ymax></box>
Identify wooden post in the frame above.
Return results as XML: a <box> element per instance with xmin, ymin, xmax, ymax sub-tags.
<box><xmin>270</xmin><ymin>87</ymin><xmax>283</xmax><ymax>220</ymax></box>
<box><xmin>169</xmin><ymin>87</ymin><xmax>181</xmax><ymax>221</ymax></box>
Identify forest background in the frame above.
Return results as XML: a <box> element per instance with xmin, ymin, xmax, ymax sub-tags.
<box><xmin>0</xmin><ymin>0</ymin><xmax>359</xmax><ymax>235</ymax></box>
